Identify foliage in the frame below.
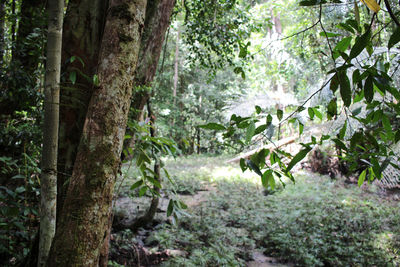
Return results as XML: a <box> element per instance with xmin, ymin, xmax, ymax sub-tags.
<box><xmin>202</xmin><ymin>0</ymin><xmax>400</xmax><ymax>188</ymax></box>
<box><xmin>0</xmin><ymin>152</ymin><xmax>40</xmax><ymax>265</ymax></box>
<box><xmin>140</xmin><ymin>156</ymin><xmax>400</xmax><ymax>266</ymax></box>
<box><xmin>119</xmin><ymin>117</ymin><xmax>189</xmax><ymax>221</ymax></box>
<box><xmin>0</xmin><ymin>112</ymin><xmax>42</xmax><ymax>266</ymax></box>
<box><xmin>0</xmin><ymin>0</ymin><xmax>46</xmax><ymax>264</ymax></box>
<box><xmin>181</xmin><ymin>0</ymin><xmax>258</xmax><ymax>72</ymax></box>
<box><xmin>152</xmin><ymin>28</ymin><xmax>246</xmax><ymax>154</ymax></box>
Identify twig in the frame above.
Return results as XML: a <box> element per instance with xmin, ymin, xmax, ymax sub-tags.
<box><xmin>279</xmin><ymin>77</ymin><xmax>333</xmax><ymax>126</ymax></box>
<box><xmin>384</xmin><ymin>0</ymin><xmax>400</xmax><ymax>26</ymax></box>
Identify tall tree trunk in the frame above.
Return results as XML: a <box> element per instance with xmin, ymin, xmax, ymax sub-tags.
<box><xmin>38</xmin><ymin>0</ymin><xmax>64</xmax><ymax>266</ymax></box>
<box><xmin>14</xmin><ymin>0</ymin><xmax>46</xmax><ymax>72</ymax></box>
<box><xmin>10</xmin><ymin>0</ymin><xmax>16</xmax><ymax>55</ymax></box>
<box><xmin>122</xmin><ymin>0</ymin><xmax>175</xmax><ymax>159</ymax></box>
<box><xmin>104</xmin><ymin>1</ymin><xmax>175</xmax><ymax>263</ymax></box>
<box><xmin>47</xmin><ymin>0</ymin><xmax>147</xmax><ymax>266</ymax></box>
<box><xmin>0</xmin><ymin>1</ymin><xmax>5</xmax><ymax>62</ymax></box>
<box><xmin>57</xmin><ymin>0</ymin><xmax>109</xmax><ymax>222</ymax></box>
<box><xmin>173</xmin><ymin>28</ymin><xmax>179</xmax><ymax>106</ymax></box>
<box><xmin>129</xmin><ymin>0</ymin><xmax>176</xmax><ymax>120</ymax></box>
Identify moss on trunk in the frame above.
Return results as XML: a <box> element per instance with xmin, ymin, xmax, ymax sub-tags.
<box><xmin>47</xmin><ymin>0</ymin><xmax>147</xmax><ymax>266</ymax></box>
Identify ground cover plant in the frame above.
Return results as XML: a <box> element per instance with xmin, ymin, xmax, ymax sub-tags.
<box><xmin>111</xmin><ymin>155</ymin><xmax>400</xmax><ymax>266</ymax></box>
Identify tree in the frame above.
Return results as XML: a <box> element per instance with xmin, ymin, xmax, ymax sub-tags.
<box><xmin>44</xmin><ymin>0</ymin><xmax>178</xmax><ymax>265</ymax></box>
<box><xmin>208</xmin><ymin>0</ymin><xmax>400</xmax><ymax>189</ymax></box>
<box><xmin>38</xmin><ymin>0</ymin><xmax>64</xmax><ymax>265</ymax></box>
<box><xmin>47</xmin><ymin>0</ymin><xmax>147</xmax><ymax>264</ymax></box>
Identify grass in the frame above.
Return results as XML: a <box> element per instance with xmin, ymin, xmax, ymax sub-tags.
<box><xmin>113</xmin><ymin>154</ymin><xmax>400</xmax><ymax>266</ymax></box>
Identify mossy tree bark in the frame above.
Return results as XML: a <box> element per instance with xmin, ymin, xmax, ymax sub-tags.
<box><xmin>123</xmin><ymin>0</ymin><xmax>175</xmax><ymax>158</ymax></box>
<box><xmin>47</xmin><ymin>0</ymin><xmax>147</xmax><ymax>266</ymax></box>
<box><xmin>38</xmin><ymin>0</ymin><xmax>64</xmax><ymax>266</ymax></box>
<box><xmin>56</xmin><ymin>0</ymin><xmax>109</xmax><ymax>221</ymax></box>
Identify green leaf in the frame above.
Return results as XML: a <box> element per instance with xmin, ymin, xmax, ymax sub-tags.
<box><xmin>388</xmin><ymin>27</ymin><xmax>400</xmax><ymax>49</ymax></box>
<box><xmin>15</xmin><ymin>187</ymin><xmax>25</xmax><ymax>194</ymax></box>
<box><xmin>93</xmin><ymin>74</ymin><xmax>100</xmax><ymax>86</ymax></box>
<box><xmin>337</xmin><ymin>22</ymin><xmax>355</xmax><ymax>33</ymax></box>
<box><xmin>371</xmin><ymin>157</ymin><xmax>381</xmax><ymax>179</ymax></box>
<box><xmin>358</xmin><ymin>169</ymin><xmax>367</xmax><ymax>187</ymax></box>
<box><xmin>382</xmin><ymin>113</ymin><xmax>394</xmax><ymax>139</ymax></box>
<box><xmin>320</xmin><ymin>31</ymin><xmax>340</xmax><ymax>37</ymax></box>
<box><xmin>246</xmin><ymin>159</ymin><xmax>262</xmax><ymax>176</ymax></box>
<box><xmin>330</xmin><ymin>73</ymin><xmax>339</xmax><ymax>93</ymax></box>
<box><xmin>167</xmin><ymin>200</ymin><xmax>174</xmax><ymax>217</ymax></box>
<box><xmin>347</xmin><ymin>19</ymin><xmax>360</xmax><ymax>33</ymax></box>
<box><xmin>334</xmin><ymin>37</ymin><xmax>352</xmax><ymax>53</ymax></box>
<box><xmin>261</xmin><ymin>170</ymin><xmax>270</xmax><ymax>188</ymax></box>
<box><xmin>299</xmin><ymin>122</ymin><xmax>304</xmax><ymax>135</ymax></box>
<box><xmin>299</xmin><ymin>0</ymin><xmax>326</xmax><ymax>6</ymax></box>
<box><xmin>395</xmin><ymin>130</ymin><xmax>400</xmax><ymax>143</ymax></box>
<box><xmin>69</xmin><ymin>71</ymin><xmax>77</xmax><ymax>84</ymax></box>
<box><xmin>255</xmin><ymin>105</ymin><xmax>262</xmax><ymax>114</ymax></box>
<box><xmin>255</xmin><ymin>124</ymin><xmax>267</xmax><ymax>135</ymax></box>
<box><xmin>239</xmin><ymin>47</ymin><xmax>247</xmax><ymax>58</ymax></box>
<box><xmin>364</xmin><ymin>75</ymin><xmax>374</xmax><ymax>103</ymax></box>
<box><xmin>286</xmin><ymin>147</ymin><xmax>312</xmax><ymax>172</ymax></box>
<box><xmin>333</xmin><ymin>138</ymin><xmax>348</xmax><ymax>151</ymax></box>
<box><xmin>339</xmin><ymin>120</ymin><xmax>347</xmax><ymax>139</ymax></box>
<box><xmin>308</xmin><ymin>107</ymin><xmax>315</xmax><ymax>120</ymax></box>
<box><xmin>245</xmin><ymin>121</ymin><xmax>256</xmax><ymax>143</ymax></box>
<box><xmin>351</xmin><ymin>107</ymin><xmax>362</xmax><ymax>116</ymax></box>
<box><xmin>327</xmin><ymin>98</ymin><xmax>337</xmax><ymax>120</ymax></box>
<box><xmin>147</xmin><ymin>176</ymin><xmax>162</xmax><ymax>189</ymax></box>
<box><xmin>269</xmin><ymin>173</ymin><xmax>276</xmax><ymax>190</ymax></box>
<box><xmin>349</xmin><ymin>30</ymin><xmax>370</xmax><ymax>59</ymax></box>
<box><xmin>327</xmin><ymin>64</ymin><xmax>354</xmax><ymax>74</ymax></box>
<box><xmin>198</xmin><ymin>123</ymin><xmax>226</xmax><ymax>131</ymax></box>
<box><xmin>313</xmin><ymin>107</ymin><xmax>323</xmax><ymax>120</ymax></box>
<box><xmin>130</xmin><ymin>180</ymin><xmax>143</xmax><ymax>190</ymax></box>
<box><xmin>261</xmin><ymin>170</ymin><xmax>274</xmax><ymax>190</ymax></box>
<box><xmin>277</xmin><ymin>109</ymin><xmax>283</xmax><ymax>121</ymax></box>
<box><xmin>266</xmin><ymin>114</ymin><xmax>273</xmax><ymax>126</ymax></box>
<box><xmin>339</xmin><ymin>71</ymin><xmax>352</xmax><ymax>107</ymax></box>
<box><xmin>138</xmin><ymin>186</ymin><xmax>148</xmax><ymax>197</ymax></box>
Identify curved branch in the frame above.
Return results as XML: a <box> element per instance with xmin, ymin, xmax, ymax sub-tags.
<box><xmin>384</xmin><ymin>0</ymin><xmax>400</xmax><ymax>27</ymax></box>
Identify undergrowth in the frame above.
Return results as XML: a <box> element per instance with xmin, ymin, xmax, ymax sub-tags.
<box><xmin>145</xmin><ymin>156</ymin><xmax>400</xmax><ymax>266</ymax></box>
<box><xmin>113</xmin><ymin>155</ymin><xmax>400</xmax><ymax>266</ymax></box>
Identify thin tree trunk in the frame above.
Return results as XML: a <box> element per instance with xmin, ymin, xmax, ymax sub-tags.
<box><xmin>115</xmin><ymin>100</ymin><xmax>161</xmax><ymax>232</ymax></box>
<box><xmin>0</xmin><ymin>1</ymin><xmax>5</xmax><ymax>62</ymax></box>
<box><xmin>10</xmin><ymin>0</ymin><xmax>15</xmax><ymax>56</ymax></box>
<box><xmin>38</xmin><ymin>0</ymin><xmax>64</xmax><ymax>266</ymax></box>
<box><xmin>47</xmin><ymin>1</ymin><xmax>147</xmax><ymax>265</ymax></box>
<box><xmin>197</xmin><ymin>129</ymin><xmax>201</xmax><ymax>154</ymax></box>
<box><xmin>173</xmin><ymin>28</ymin><xmax>179</xmax><ymax>106</ymax></box>
<box><xmin>14</xmin><ymin>0</ymin><xmax>46</xmax><ymax>72</ymax></box>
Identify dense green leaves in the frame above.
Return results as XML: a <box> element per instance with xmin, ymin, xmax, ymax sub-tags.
<box><xmin>349</xmin><ymin>30</ymin><xmax>370</xmax><ymax>59</ymax></box>
<box><xmin>388</xmin><ymin>27</ymin><xmax>400</xmax><ymax>49</ymax></box>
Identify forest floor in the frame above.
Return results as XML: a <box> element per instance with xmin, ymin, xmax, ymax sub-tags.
<box><xmin>109</xmin><ymin>155</ymin><xmax>400</xmax><ymax>267</ymax></box>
